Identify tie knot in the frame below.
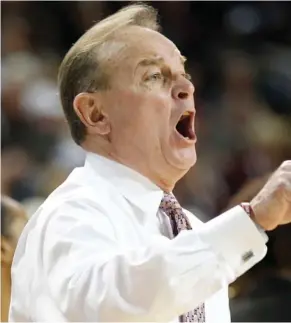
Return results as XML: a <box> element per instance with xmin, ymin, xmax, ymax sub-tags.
<box><xmin>159</xmin><ymin>193</ymin><xmax>182</xmax><ymax>214</ymax></box>
<box><xmin>159</xmin><ymin>193</ymin><xmax>192</xmax><ymax>233</ymax></box>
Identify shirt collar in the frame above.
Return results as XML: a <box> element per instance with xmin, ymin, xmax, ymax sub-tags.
<box><xmin>85</xmin><ymin>152</ymin><xmax>164</xmax><ymax>215</ymax></box>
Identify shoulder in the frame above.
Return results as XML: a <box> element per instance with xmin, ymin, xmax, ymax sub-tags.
<box><xmin>41</xmin><ymin>165</ymin><xmax>117</xmax><ymax>214</ymax></box>
<box><xmin>25</xmin><ymin>167</ymin><xmax>120</xmax><ymax>237</ymax></box>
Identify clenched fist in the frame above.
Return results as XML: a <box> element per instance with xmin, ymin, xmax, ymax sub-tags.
<box><xmin>250</xmin><ymin>161</ymin><xmax>291</xmax><ymax>231</ymax></box>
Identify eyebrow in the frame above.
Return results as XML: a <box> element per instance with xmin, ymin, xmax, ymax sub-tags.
<box><xmin>137</xmin><ymin>57</ymin><xmax>164</xmax><ymax>67</ymax></box>
<box><xmin>136</xmin><ymin>55</ymin><xmax>187</xmax><ymax>68</ymax></box>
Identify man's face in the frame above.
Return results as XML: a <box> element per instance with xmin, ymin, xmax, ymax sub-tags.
<box><xmin>100</xmin><ymin>26</ymin><xmax>196</xmax><ymax>187</ymax></box>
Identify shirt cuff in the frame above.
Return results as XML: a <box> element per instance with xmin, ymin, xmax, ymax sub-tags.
<box><xmin>240</xmin><ymin>202</ymin><xmax>268</xmax><ymax>244</ymax></box>
<box><xmin>197</xmin><ymin>206</ymin><xmax>268</xmax><ymax>281</ymax></box>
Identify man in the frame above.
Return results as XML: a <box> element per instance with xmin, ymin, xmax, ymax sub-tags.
<box><xmin>1</xmin><ymin>196</ymin><xmax>27</xmax><ymax>322</ymax></box>
<box><xmin>9</xmin><ymin>4</ymin><xmax>291</xmax><ymax>322</ymax></box>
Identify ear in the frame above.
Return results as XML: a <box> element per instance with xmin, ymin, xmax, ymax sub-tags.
<box><xmin>73</xmin><ymin>92</ymin><xmax>111</xmax><ymax>136</ymax></box>
<box><xmin>1</xmin><ymin>236</ymin><xmax>14</xmax><ymax>267</ymax></box>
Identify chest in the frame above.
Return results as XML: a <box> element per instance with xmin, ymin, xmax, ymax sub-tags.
<box><xmin>107</xmin><ymin>199</ymin><xmax>174</xmax><ymax>247</ymax></box>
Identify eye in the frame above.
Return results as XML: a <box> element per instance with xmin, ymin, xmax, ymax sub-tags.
<box><xmin>146</xmin><ymin>72</ymin><xmax>164</xmax><ymax>82</ymax></box>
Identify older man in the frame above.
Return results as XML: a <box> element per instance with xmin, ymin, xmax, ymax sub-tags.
<box><xmin>9</xmin><ymin>4</ymin><xmax>291</xmax><ymax>322</ymax></box>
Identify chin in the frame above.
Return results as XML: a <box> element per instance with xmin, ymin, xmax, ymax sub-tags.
<box><xmin>166</xmin><ymin>146</ymin><xmax>197</xmax><ymax>172</ymax></box>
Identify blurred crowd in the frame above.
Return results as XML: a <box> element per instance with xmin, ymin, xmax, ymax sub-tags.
<box><xmin>1</xmin><ymin>1</ymin><xmax>291</xmax><ymax>322</ymax></box>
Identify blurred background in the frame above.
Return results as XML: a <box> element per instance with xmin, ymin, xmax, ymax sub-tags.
<box><xmin>1</xmin><ymin>1</ymin><xmax>291</xmax><ymax>321</ymax></box>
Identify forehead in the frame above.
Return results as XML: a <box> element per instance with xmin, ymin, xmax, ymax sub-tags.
<box><xmin>106</xmin><ymin>26</ymin><xmax>184</xmax><ymax>71</ymax></box>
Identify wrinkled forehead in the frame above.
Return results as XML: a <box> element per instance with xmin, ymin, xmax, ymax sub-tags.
<box><xmin>102</xmin><ymin>26</ymin><xmax>184</xmax><ymax>77</ymax></box>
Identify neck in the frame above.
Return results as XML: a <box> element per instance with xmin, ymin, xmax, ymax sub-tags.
<box><xmin>1</xmin><ymin>265</ymin><xmax>11</xmax><ymax>322</ymax></box>
<box><xmin>83</xmin><ymin>141</ymin><xmax>178</xmax><ymax>192</ymax></box>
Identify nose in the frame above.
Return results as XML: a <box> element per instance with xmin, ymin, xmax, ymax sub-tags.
<box><xmin>172</xmin><ymin>77</ymin><xmax>195</xmax><ymax>100</ymax></box>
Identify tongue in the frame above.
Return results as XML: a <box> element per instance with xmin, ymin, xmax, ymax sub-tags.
<box><xmin>187</xmin><ymin>128</ymin><xmax>195</xmax><ymax>139</ymax></box>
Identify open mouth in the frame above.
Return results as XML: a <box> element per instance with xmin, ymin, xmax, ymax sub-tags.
<box><xmin>175</xmin><ymin>111</ymin><xmax>195</xmax><ymax>140</ymax></box>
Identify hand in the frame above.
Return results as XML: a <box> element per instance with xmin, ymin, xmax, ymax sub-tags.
<box><xmin>250</xmin><ymin>161</ymin><xmax>291</xmax><ymax>231</ymax></box>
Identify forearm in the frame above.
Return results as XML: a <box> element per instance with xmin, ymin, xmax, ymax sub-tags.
<box><xmin>49</xmin><ymin>237</ymin><xmax>232</xmax><ymax>321</ymax></box>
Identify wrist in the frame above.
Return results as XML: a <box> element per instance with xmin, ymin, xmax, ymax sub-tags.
<box><xmin>240</xmin><ymin>202</ymin><xmax>255</xmax><ymax>220</ymax></box>
<box><xmin>241</xmin><ymin>202</ymin><xmax>268</xmax><ymax>242</ymax></box>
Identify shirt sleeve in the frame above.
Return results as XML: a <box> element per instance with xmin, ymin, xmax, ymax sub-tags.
<box><xmin>44</xmin><ymin>202</ymin><xmax>267</xmax><ymax>322</ymax></box>
<box><xmin>186</xmin><ymin>206</ymin><xmax>267</xmax><ymax>280</ymax></box>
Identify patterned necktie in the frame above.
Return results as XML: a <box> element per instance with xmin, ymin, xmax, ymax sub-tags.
<box><xmin>159</xmin><ymin>193</ymin><xmax>206</xmax><ymax>323</ymax></box>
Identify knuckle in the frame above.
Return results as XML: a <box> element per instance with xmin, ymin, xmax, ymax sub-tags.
<box><xmin>277</xmin><ymin>177</ymin><xmax>288</xmax><ymax>192</ymax></box>
<box><xmin>280</xmin><ymin>160</ymin><xmax>291</xmax><ymax>171</ymax></box>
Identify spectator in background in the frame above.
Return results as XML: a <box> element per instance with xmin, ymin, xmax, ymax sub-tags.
<box><xmin>1</xmin><ymin>196</ymin><xmax>27</xmax><ymax>322</ymax></box>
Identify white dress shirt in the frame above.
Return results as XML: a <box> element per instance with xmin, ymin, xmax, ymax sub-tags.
<box><xmin>9</xmin><ymin>152</ymin><xmax>268</xmax><ymax>322</ymax></box>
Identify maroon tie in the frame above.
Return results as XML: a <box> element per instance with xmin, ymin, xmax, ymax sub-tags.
<box><xmin>160</xmin><ymin>192</ymin><xmax>206</xmax><ymax>323</ymax></box>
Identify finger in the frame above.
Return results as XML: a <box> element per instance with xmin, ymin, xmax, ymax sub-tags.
<box><xmin>279</xmin><ymin>160</ymin><xmax>291</xmax><ymax>173</ymax></box>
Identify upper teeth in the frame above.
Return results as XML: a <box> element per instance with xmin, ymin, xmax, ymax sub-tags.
<box><xmin>180</xmin><ymin>111</ymin><xmax>190</xmax><ymax>120</ymax></box>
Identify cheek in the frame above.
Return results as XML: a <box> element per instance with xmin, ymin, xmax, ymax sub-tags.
<box><xmin>139</xmin><ymin>91</ymin><xmax>171</xmax><ymax>126</ymax></box>
<box><xmin>110</xmin><ymin>91</ymin><xmax>170</xmax><ymax>137</ymax></box>
<box><xmin>148</xmin><ymin>94</ymin><xmax>172</xmax><ymax>138</ymax></box>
